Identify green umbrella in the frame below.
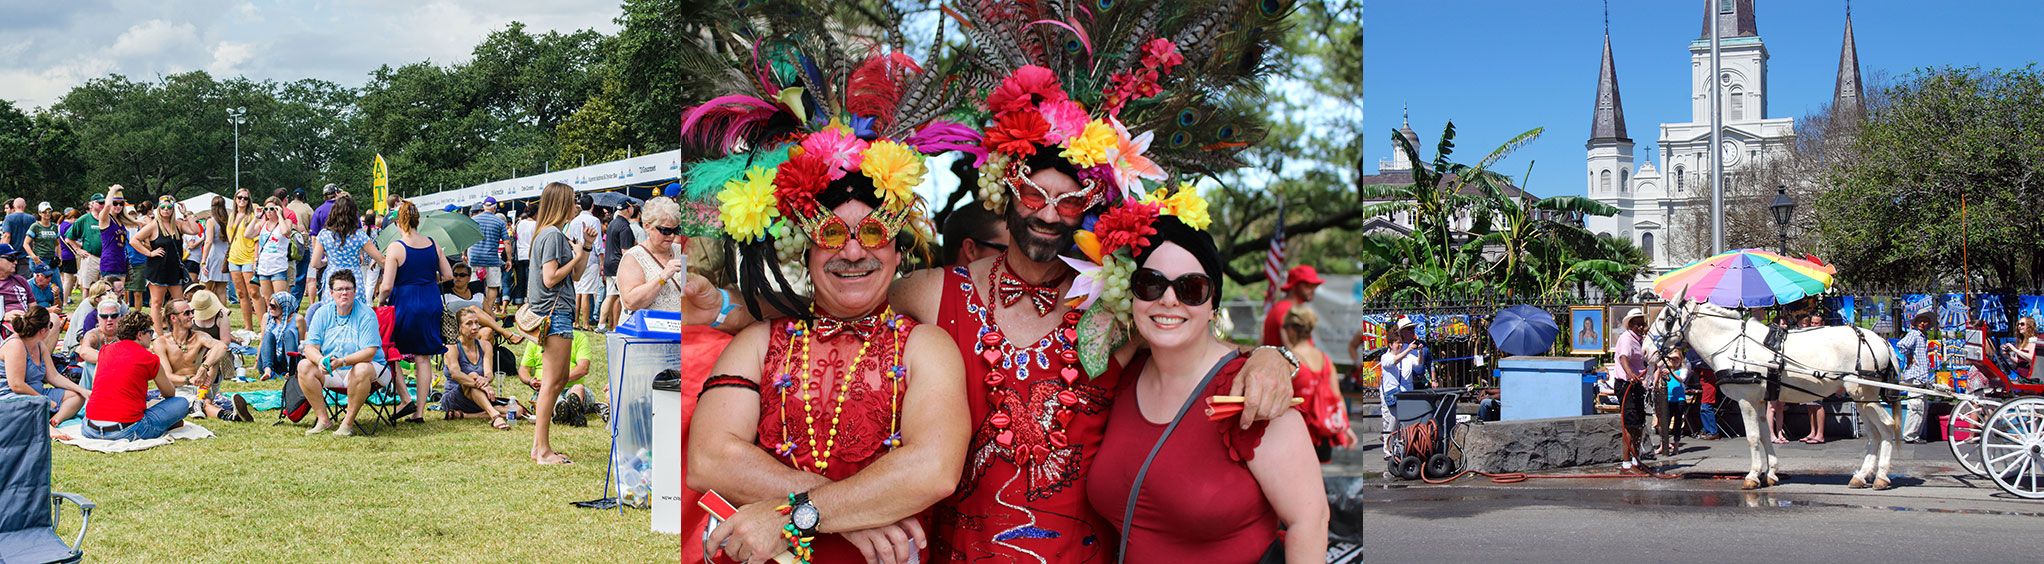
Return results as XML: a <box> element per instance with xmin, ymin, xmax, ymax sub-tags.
<box><xmin>376</xmin><ymin>210</ymin><xmax>483</xmax><ymax>258</ymax></box>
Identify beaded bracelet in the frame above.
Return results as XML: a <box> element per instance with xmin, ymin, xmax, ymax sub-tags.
<box><xmin>775</xmin><ymin>497</ymin><xmax>815</xmax><ymax>564</ymax></box>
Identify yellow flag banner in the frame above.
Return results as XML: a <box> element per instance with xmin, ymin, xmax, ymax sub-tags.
<box><xmin>372</xmin><ymin>154</ymin><xmax>390</xmax><ymax>215</ymax></box>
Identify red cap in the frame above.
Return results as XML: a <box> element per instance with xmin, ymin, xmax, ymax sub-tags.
<box><xmin>1282</xmin><ymin>265</ymin><xmax>1323</xmax><ymax>290</ymax></box>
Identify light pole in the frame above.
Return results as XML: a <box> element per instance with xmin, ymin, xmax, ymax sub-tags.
<box><xmin>227</xmin><ymin>107</ymin><xmax>247</xmax><ymax>194</ymax></box>
<box><xmin>1769</xmin><ymin>186</ymin><xmax>1796</xmax><ymax>255</ymax></box>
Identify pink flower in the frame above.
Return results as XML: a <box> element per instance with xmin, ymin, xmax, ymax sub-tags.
<box><xmin>800</xmin><ymin>129</ymin><xmax>869</xmax><ymax>180</ymax></box>
<box><xmin>1141</xmin><ymin>39</ymin><xmax>1184</xmax><ymax>73</ymax></box>
<box><xmin>986</xmin><ymin>65</ymin><xmax>1068</xmax><ymax>114</ymax></box>
<box><xmin>1105</xmin><ymin>119</ymin><xmax>1164</xmax><ymax>195</ymax></box>
<box><xmin>1038</xmin><ymin>99</ymin><xmax>1090</xmax><ymax>145</ymax></box>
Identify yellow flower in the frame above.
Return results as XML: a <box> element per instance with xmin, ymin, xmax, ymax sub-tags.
<box><xmin>859</xmin><ymin>140</ymin><xmax>926</xmax><ymax>212</ymax></box>
<box><xmin>718</xmin><ymin>166</ymin><xmax>780</xmax><ymax>242</ymax></box>
<box><xmin>1060</xmin><ymin>120</ymin><xmax>1117</xmax><ymax>169</ymax></box>
<box><xmin>1160</xmin><ymin>182</ymin><xmax>1211</xmax><ymax>230</ymax></box>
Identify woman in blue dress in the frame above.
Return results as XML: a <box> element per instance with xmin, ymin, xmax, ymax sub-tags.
<box><xmin>376</xmin><ymin>200</ymin><xmax>451</xmax><ymax>424</ymax></box>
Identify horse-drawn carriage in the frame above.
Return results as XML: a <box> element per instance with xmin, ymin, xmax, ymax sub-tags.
<box><xmin>1940</xmin><ymin>325</ymin><xmax>2044</xmax><ymax>498</ymax></box>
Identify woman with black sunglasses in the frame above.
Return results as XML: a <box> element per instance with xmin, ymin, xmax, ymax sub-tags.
<box><xmin>615</xmin><ymin>196</ymin><xmax>683</xmax><ymax>317</ymax></box>
<box><xmin>1087</xmin><ymin>214</ymin><xmax>1328</xmax><ymax>563</ymax></box>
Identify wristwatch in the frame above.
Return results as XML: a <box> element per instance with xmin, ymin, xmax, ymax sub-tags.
<box><xmin>788</xmin><ymin>492</ymin><xmax>820</xmax><ymax>537</ymax></box>
<box><xmin>1256</xmin><ymin>345</ymin><xmax>1302</xmax><ymax>374</ymax></box>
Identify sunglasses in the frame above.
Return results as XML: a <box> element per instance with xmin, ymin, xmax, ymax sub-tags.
<box><xmin>1011</xmin><ymin>173</ymin><xmax>1095</xmax><ymax>219</ymax></box>
<box><xmin>972</xmin><ymin>238</ymin><xmax>1009</xmax><ymax>252</ymax></box>
<box><xmin>1130</xmin><ymin>268</ymin><xmax>1214</xmax><ymax>307</ymax></box>
<box><xmin>654</xmin><ymin>225</ymin><xmax>681</xmax><ymax>237</ymax></box>
<box><xmin>97</xmin><ymin>312</ymin><xmax>120</xmax><ymax>319</ymax></box>
<box><xmin>811</xmin><ymin>216</ymin><xmax>891</xmax><ymax>251</ymax></box>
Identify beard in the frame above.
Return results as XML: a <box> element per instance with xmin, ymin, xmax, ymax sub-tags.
<box><xmin>1004</xmin><ymin>202</ymin><xmax>1076</xmax><ymax>263</ymax></box>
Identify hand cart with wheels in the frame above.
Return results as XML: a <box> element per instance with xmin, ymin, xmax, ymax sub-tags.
<box><xmin>1384</xmin><ymin>388</ymin><xmax>1463</xmax><ymax>481</ymax></box>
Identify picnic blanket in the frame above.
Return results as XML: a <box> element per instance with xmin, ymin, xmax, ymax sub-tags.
<box><xmin>53</xmin><ymin>420</ymin><xmax>215</xmax><ymax>453</ymax></box>
<box><xmin>229</xmin><ymin>390</ymin><xmax>284</xmax><ymax>412</ymax></box>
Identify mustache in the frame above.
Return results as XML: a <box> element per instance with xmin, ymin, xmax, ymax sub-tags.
<box><xmin>824</xmin><ymin>257</ymin><xmax>883</xmax><ymax>274</ymax></box>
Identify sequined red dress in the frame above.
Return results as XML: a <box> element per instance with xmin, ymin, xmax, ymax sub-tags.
<box><xmin>750</xmin><ymin>309</ymin><xmax>917</xmax><ymax>564</ymax></box>
<box><xmin>930</xmin><ymin>265</ymin><xmax>1124</xmax><ymax>563</ymax></box>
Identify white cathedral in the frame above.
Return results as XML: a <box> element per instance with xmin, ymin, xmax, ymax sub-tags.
<box><xmin>1583</xmin><ymin>0</ymin><xmax>1865</xmax><ymax>284</ymax></box>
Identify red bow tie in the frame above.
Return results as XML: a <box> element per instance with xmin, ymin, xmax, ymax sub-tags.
<box><xmin>995</xmin><ymin>276</ymin><xmax>1061</xmax><ymax>316</ymax></box>
<box><xmin>813</xmin><ymin>314</ymin><xmax>885</xmax><ymax>339</ymax></box>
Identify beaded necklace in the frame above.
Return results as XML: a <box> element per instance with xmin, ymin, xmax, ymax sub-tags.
<box><xmin>773</xmin><ymin>306</ymin><xmax>911</xmax><ymax>473</ymax></box>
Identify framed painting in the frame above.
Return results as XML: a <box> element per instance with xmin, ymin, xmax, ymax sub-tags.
<box><xmin>1570</xmin><ymin>306</ymin><xmax>1607</xmax><ymax>355</ymax></box>
<box><xmin>1607</xmin><ymin>304</ymin><xmax>1644</xmax><ymax>340</ymax></box>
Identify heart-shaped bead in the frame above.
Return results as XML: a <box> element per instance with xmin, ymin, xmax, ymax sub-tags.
<box><xmin>1055</xmin><ymin>411</ymin><xmax>1072</xmax><ymax>426</ymax></box>
<box><xmin>1060</xmin><ymin>367</ymin><xmax>1079</xmax><ymax>384</ymax></box>
<box><xmin>996</xmin><ymin>430</ymin><xmax>1014</xmax><ymax>446</ymax></box>
<box><xmin>981</xmin><ymin>350</ymin><xmax>1001</xmax><ymax>364</ymax></box>
<box><xmin>1061</xmin><ymin>328</ymin><xmax>1077</xmax><ymax>342</ymax></box>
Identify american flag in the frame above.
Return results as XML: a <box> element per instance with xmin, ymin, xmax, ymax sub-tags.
<box><xmin>1264</xmin><ymin>201</ymin><xmax>1287</xmax><ymax>308</ymax></box>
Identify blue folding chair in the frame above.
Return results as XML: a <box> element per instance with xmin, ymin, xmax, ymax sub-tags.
<box><xmin>0</xmin><ymin>395</ymin><xmax>94</xmax><ymax>563</ymax></box>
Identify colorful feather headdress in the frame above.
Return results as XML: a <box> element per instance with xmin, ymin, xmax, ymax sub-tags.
<box><xmin>951</xmin><ymin>0</ymin><xmax>1293</xmax><ymax>214</ymax></box>
<box><xmin>674</xmin><ymin>6</ymin><xmax>981</xmax><ymax>319</ymax></box>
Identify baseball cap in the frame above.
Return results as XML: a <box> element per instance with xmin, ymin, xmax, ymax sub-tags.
<box><xmin>444</xmin><ymin>204</ymin><xmax>460</xmax><ymax>212</ymax></box>
<box><xmin>36</xmin><ymin>202</ymin><xmax>50</xmax><ymax>212</ymax></box>
<box><xmin>483</xmin><ymin>197</ymin><xmax>498</xmax><ymax>205</ymax></box>
<box><xmin>1282</xmin><ymin>265</ymin><xmax>1325</xmax><ymax>290</ymax></box>
<box><xmin>323</xmin><ymin>183</ymin><xmax>341</xmax><ymax>195</ymax></box>
<box><xmin>0</xmin><ymin>244</ymin><xmax>25</xmax><ymax>260</ymax></box>
<box><xmin>1393</xmin><ymin>316</ymin><xmax>1418</xmax><ymax>331</ymax></box>
<box><xmin>89</xmin><ymin>194</ymin><xmax>105</xmax><ymax>203</ymax></box>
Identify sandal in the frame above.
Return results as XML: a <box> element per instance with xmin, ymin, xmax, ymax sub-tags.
<box><xmin>1802</xmin><ymin>437</ymin><xmax>1824</xmax><ymax>444</ymax></box>
<box><xmin>394</xmin><ymin>401</ymin><xmax>419</xmax><ymax>421</ymax></box>
<box><xmin>490</xmin><ymin>414</ymin><xmax>511</xmax><ymax>430</ymax></box>
<box><xmin>535</xmin><ymin>452</ymin><xmax>573</xmax><ymax>465</ymax></box>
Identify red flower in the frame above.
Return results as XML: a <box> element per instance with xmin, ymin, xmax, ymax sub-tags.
<box><xmin>986</xmin><ymin>65</ymin><xmax>1068</xmax><ymax>114</ymax></box>
<box><xmin>1095</xmin><ymin>201</ymin><xmax>1161</xmax><ymax>256</ymax></box>
<box><xmin>984</xmin><ymin>111</ymin><xmax>1051</xmax><ymax>156</ymax></box>
<box><xmin>1140</xmin><ymin>39</ymin><xmax>1185</xmax><ymax>73</ymax></box>
<box><xmin>773</xmin><ymin>153</ymin><xmax>830</xmax><ymax>217</ymax></box>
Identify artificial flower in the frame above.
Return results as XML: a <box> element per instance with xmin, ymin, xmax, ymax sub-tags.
<box><xmin>1039</xmin><ymin>99</ymin><xmax>1090</xmax><ymax>145</ymax></box>
<box><xmin>1160</xmin><ymin>183</ymin><xmax>1211</xmax><ymax>230</ymax></box>
<box><xmin>1140</xmin><ymin>39</ymin><xmax>1185</xmax><ymax>73</ymax></box>
<box><xmin>801</xmin><ymin>128</ymin><xmax>869</xmax><ymax>180</ymax></box>
<box><xmin>985</xmin><ymin>111</ymin><xmax>1052</xmax><ymax>156</ymax></box>
<box><xmin>986</xmin><ymin>65</ymin><xmax>1067</xmax><ymax>114</ymax></box>
<box><xmin>1105</xmin><ymin>119</ymin><xmax>1164</xmax><ymax>194</ymax></box>
<box><xmin>773</xmin><ymin>153</ymin><xmax>831</xmax><ymax>218</ymax></box>
<box><xmin>718</xmin><ymin>166</ymin><xmax>781</xmax><ymax>243</ymax></box>
<box><xmin>860</xmin><ymin>140</ymin><xmax>926</xmax><ymax>212</ymax></box>
<box><xmin>1093</xmin><ymin>201</ymin><xmax>1160</xmax><ymax>256</ymax></box>
<box><xmin>1060</xmin><ymin>120</ymin><xmax>1117</xmax><ymax>169</ymax></box>
<box><xmin>1060</xmin><ymin>254</ymin><xmax>1105</xmax><ymax>310</ymax></box>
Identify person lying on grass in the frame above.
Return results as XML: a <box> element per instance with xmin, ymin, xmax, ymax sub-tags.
<box><xmin>81</xmin><ymin>312</ymin><xmax>186</xmax><ymax>440</ymax></box>
<box><xmin>441</xmin><ymin>309</ymin><xmax>511</xmax><ymax>430</ymax></box>
<box><xmin>2</xmin><ymin>304</ymin><xmax>86</xmax><ymax>430</ymax></box>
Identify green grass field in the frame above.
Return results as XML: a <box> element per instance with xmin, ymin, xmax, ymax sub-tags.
<box><xmin>46</xmin><ymin>302</ymin><xmax>678</xmax><ymax>561</ymax></box>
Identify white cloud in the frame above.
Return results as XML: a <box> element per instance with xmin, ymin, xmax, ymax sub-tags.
<box><xmin>106</xmin><ymin>19</ymin><xmax>200</xmax><ymax>59</ymax></box>
<box><xmin>207</xmin><ymin>41</ymin><xmax>254</xmax><ymax>76</ymax></box>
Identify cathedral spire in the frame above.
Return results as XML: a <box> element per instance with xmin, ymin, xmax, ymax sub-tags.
<box><xmin>1833</xmin><ymin>4</ymin><xmax>1865</xmax><ymax>118</ymax></box>
<box><xmin>1589</xmin><ymin>28</ymin><xmax>1629</xmax><ymax>144</ymax></box>
<box><xmin>1699</xmin><ymin>0</ymin><xmax>1759</xmax><ymax>39</ymax></box>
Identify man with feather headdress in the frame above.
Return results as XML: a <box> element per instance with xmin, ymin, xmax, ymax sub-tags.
<box><xmin>681</xmin><ymin>1</ymin><xmax>1302</xmax><ymax>561</ymax></box>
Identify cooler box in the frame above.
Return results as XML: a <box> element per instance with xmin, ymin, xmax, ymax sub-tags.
<box><xmin>1497</xmin><ymin>356</ymin><xmax>1599</xmax><ymax>421</ymax></box>
<box><xmin>608</xmin><ymin>310</ymin><xmax>683</xmax><ymax>509</ymax></box>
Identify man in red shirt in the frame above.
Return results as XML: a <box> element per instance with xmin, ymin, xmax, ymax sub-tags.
<box><xmin>1262</xmin><ymin>264</ymin><xmax>1324</xmax><ymax>346</ymax></box>
<box><xmin>81</xmin><ymin>312</ymin><xmax>187</xmax><ymax>440</ymax></box>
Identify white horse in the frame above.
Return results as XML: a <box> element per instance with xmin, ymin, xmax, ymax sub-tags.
<box><xmin>1647</xmin><ymin>299</ymin><xmax>1902</xmax><ymax>490</ymax></box>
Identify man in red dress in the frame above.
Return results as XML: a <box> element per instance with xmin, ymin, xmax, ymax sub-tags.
<box><xmin>1262</xmin><ymin>264</ymin><xmax>1324</xmax><ymax>346</ymax></box>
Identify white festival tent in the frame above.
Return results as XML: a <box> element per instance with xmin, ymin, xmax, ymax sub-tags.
<box><xmin>408</xmin><ymin>150</ymin><xmax>685</xmax><ymax>210</ymax></box>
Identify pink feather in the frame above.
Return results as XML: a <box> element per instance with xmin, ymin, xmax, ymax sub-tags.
<box><xmin>905</xmin><ymin>120</ymin><xmax>989</xmax><ymax>167</ymax></box>
<box><xmin>680</xmin><ymin>95</ymin><xmax>779</xmax><ymax>152</ymax></box>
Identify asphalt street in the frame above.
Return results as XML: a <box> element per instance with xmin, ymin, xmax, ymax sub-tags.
<box><xmin>1363</xmin><ymin>433</ymin><xmax>2044</xmax><ymax>562</ymax></box>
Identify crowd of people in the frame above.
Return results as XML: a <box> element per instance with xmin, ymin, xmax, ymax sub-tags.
<box><xmin>0</xmin><ymin>181</ymin><xmax>686</xmax><ymax>466</ymax></box>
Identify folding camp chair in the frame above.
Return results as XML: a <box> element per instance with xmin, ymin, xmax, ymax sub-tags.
<box><xmin>1</xmin><ymin>396</ymin><xmax>94</xmax><ymax>564</ymax></box>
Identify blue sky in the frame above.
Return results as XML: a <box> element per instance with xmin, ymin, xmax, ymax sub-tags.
<box><xmin>1364</xmin><ymin>0</ymin><xmax>2044</xmax><ymax>198</ymax></box>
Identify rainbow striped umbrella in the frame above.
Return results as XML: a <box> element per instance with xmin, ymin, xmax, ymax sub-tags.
<box><xmin>1652</xmin><ymin>249</ymin><xmax>1836</xmax><ymax>307</ymax></box>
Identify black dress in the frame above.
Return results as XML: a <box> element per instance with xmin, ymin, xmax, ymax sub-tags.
<box><xmin>146</xmin><ymin>229</ymin><xmax>184</xmax><ymax>286</ymax></box>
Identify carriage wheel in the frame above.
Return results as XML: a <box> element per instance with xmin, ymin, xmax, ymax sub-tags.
<box><xmin>1947</xmin><ymin>398</ymin><xmax>1991</xmax><ymax>477</ymax></box>
<box><xmin>1979</xmin><ymin>397</ymin><xmax>2044</xmax><ymax>499</ymax></box>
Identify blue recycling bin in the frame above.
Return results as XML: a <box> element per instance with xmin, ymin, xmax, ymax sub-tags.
<box><xmin>1497</xmin><ymin>356</ymin><xmax>1599</xmax><ymax>421</ymax></box>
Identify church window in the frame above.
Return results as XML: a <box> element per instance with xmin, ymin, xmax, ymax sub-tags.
<box><xmin>1729</xmin><ymin>86</ymin><xmax>1745</xmax><ymax>120</ymax></box>
<box><xmin>1719</xmin><ymin>0</ymin><xmax>1734</xmax><ymax>14</ymax></box>
<box><xmin>1642</xmin><ymin>232</ymin><xmax>1656</xmax><ymax>261</ymax></box>
<box><xmin>1620</xmin><ymin>170</ymin><xmax>1630</xmax><ymax>194</ymax></box>
<box><xmin>1600</xmin><ymin>170</ymin><xmax>1612</xmax><ymax>193</ymax></box>
<box><xmin>1674</xmin><ymin>165</ymin><xmax>1685</xmax><ymax>192</ymax></box>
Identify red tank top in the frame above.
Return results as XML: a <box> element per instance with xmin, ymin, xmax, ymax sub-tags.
<box><xmin>1086</xmin><ymin>354</ymin><xmax>1280</xmax><ymax>563</ymax></box>
<box><xmin>1293</xmin><ymin>348</ymin><xmax>1349</xmax><ymax>447</ymax></box>
<box><xmin>930</xmin><ymin>265</ymin><xmax>1123</xmax><ymax>563</ymax></box>
<box><xmin>749</xmin><ymin>309</ymin><xmax>917</xmax><ymax>563</ymax></box>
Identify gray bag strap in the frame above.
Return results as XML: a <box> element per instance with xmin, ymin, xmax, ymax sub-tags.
<box><xmin>1116</xmin><ymin>350</ymin><xmax>1241</xmax><ymax>563</ymax></box>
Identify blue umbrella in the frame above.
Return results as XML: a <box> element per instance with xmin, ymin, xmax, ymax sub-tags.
<box><xmin>1489</xmin><ymin>304</ymin><xmax>1560</xmax><ymax>356</ymax></box>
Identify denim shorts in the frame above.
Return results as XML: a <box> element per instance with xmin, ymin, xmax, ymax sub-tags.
<box><xmin>229</xmin><ymin>263</ymin><xmax>255</xmax><ymax>273</ymax></box>
<box><xmin>256</xmin><ymin>271</ymin><xmax>289</xmax><ymax>282</ymax></box>
<box><xmin>547</xmin><ymin>306</ymin><xmax>575</xmax><ymax>337</ymax></box>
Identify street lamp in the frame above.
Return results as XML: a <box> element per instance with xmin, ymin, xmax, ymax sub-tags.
<box><xmin>1769</xmin><ymin>186</ymin><xmax>1795</xmax><ymax>254</ymax></box>
<box><xmin>226</xmin><ymin>107</ymin><xmax>247</xmax><ymax>194</ymax></box>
